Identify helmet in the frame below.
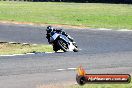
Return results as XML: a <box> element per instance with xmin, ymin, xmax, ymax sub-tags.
<box><xmin>46</xmin><ymin>26</ymin><xmax>54</xmax><ymax>33</ymax></box>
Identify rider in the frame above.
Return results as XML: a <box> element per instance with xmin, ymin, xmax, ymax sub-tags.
<box><xmin>46</xmin><ymin>26</ymin><xmax>74</xmax><ymax>43</ymax></box>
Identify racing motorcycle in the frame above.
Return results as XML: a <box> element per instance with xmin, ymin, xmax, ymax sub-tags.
<box><xmin>46</xmin><ymin>32</ymin><xmax>78</xmax><ymax>52</ymax></box>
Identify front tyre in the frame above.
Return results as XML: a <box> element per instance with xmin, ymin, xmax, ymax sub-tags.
<box><xmin>73</xmin><ymin>42</ymin><xmax>78</xmax><ymax>52</ymax></box>
<box><xmin>73</xmin><ymin>47</ymin><xmax>79</xmax><ymax>52</ymax></box>
<box><xmin>57</xmin><ymin>39</ymin><xmax>68</xmax><ymax>52</ymax></box>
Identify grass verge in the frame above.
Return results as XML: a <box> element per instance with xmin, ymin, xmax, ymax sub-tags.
<box><xmin>0</xmin><ymin>2</ymin><xmax>132</xmax><ymax>29</ymax></box>
<box><xmin>0</xmin><ymin>43</ymin><xmax>53</xmax><ymax>55</ymax></box>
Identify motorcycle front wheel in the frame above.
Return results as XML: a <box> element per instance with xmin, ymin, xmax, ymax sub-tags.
<box><xmin>57</xmin><ymin>39</ymin><xmax>68</xmax><ymax>52</ymax></box>
<box><xmin>73</xmin><ymin>47</ymin><xmax>79</xmax><ymax>52</ymax></box>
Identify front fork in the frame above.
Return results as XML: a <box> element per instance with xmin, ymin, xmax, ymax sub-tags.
<box><xmin>72</xmin><ymin>42</ymin><xmax>78</xmax><ymax>48</ymax></box>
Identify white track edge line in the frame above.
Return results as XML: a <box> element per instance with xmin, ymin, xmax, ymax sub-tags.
<box><xmin>67</xmin><ymin>68</ymin><xmax>77</xmax><ymax>70</ymax></box>
<box><xmin>56</xmin><ymin>69</ymin><xmax>66</xmax><ymax>71</ymax></box>
<box><xmin>90</xmin><ymin>28</ymin><xmax>132</xmax><ymax>32</ymax></box>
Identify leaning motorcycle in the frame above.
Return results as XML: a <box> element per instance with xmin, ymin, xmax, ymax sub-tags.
<box><xmin>46</xmin><ymin>32</ymin><xmax>78</xmax><ymax>52</ymax></box>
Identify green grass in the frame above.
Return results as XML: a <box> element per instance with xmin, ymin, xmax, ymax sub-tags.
<box><xmin>71</xmin><ymin>79</ymin><xmax>132</xmax><ymax>88</ymax></box>
<box><xmin>0</xmin><ymin>43</ymin><xmax>53</xmax><ymax>55</ymax></box>
<box><xmin>0</xmin><ymin>2</ymin><xmax>132</xmax><ymax>29</ymax></box>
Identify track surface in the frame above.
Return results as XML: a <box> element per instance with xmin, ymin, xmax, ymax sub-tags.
<box><xmin>0</xmin><ymin>23</ymin><xmax>132</xmax><ymax>88</ymax></box>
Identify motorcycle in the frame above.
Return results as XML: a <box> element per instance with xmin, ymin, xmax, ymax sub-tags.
<box><xmin>47</xmin><ymin>32</ymin><xmax>78</xmax><ymax>52</ymax></box>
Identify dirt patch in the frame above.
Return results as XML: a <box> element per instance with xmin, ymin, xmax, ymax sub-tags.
<box><xmin>0</xmin><ymin>20</ymin><xmax>88</xmax><ymax>29</ymax></box>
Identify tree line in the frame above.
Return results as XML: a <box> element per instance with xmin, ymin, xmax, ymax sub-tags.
<box><xmin>33</xmin><ymin>0</ymin><xmax>132</xmax><ymax>4</ymax></box>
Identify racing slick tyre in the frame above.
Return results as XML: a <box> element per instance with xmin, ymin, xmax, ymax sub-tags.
<box><xmin>53</xmin><ymin>44</ymin><xmax>58</xmax><ymax>52</ymax></box>
<box><xmin>73</xmin><ymin>47</ymin><xmax>79</xmax><ymax>52</ymax></box>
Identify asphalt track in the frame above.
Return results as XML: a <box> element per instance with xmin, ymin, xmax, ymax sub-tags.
<box><xmin>0</xmin><ymin>23</ymin><xmax>132</xmax><ymax>88</ymax></box>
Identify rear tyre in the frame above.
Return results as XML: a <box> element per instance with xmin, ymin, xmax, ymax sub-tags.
<box><xmin>53</xmin><ymin>48</ymin><xmax>58</xmax><ymax>52</ymax></box>
<box><xmin>57</xmin><ymin>39</ymin><xmax>68</xmax><ymax>52</ymax></box>
<box><xmin>53</xmin><ymin>44</ymin><xmax>58</xmax><ymax>52</ymax></box>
